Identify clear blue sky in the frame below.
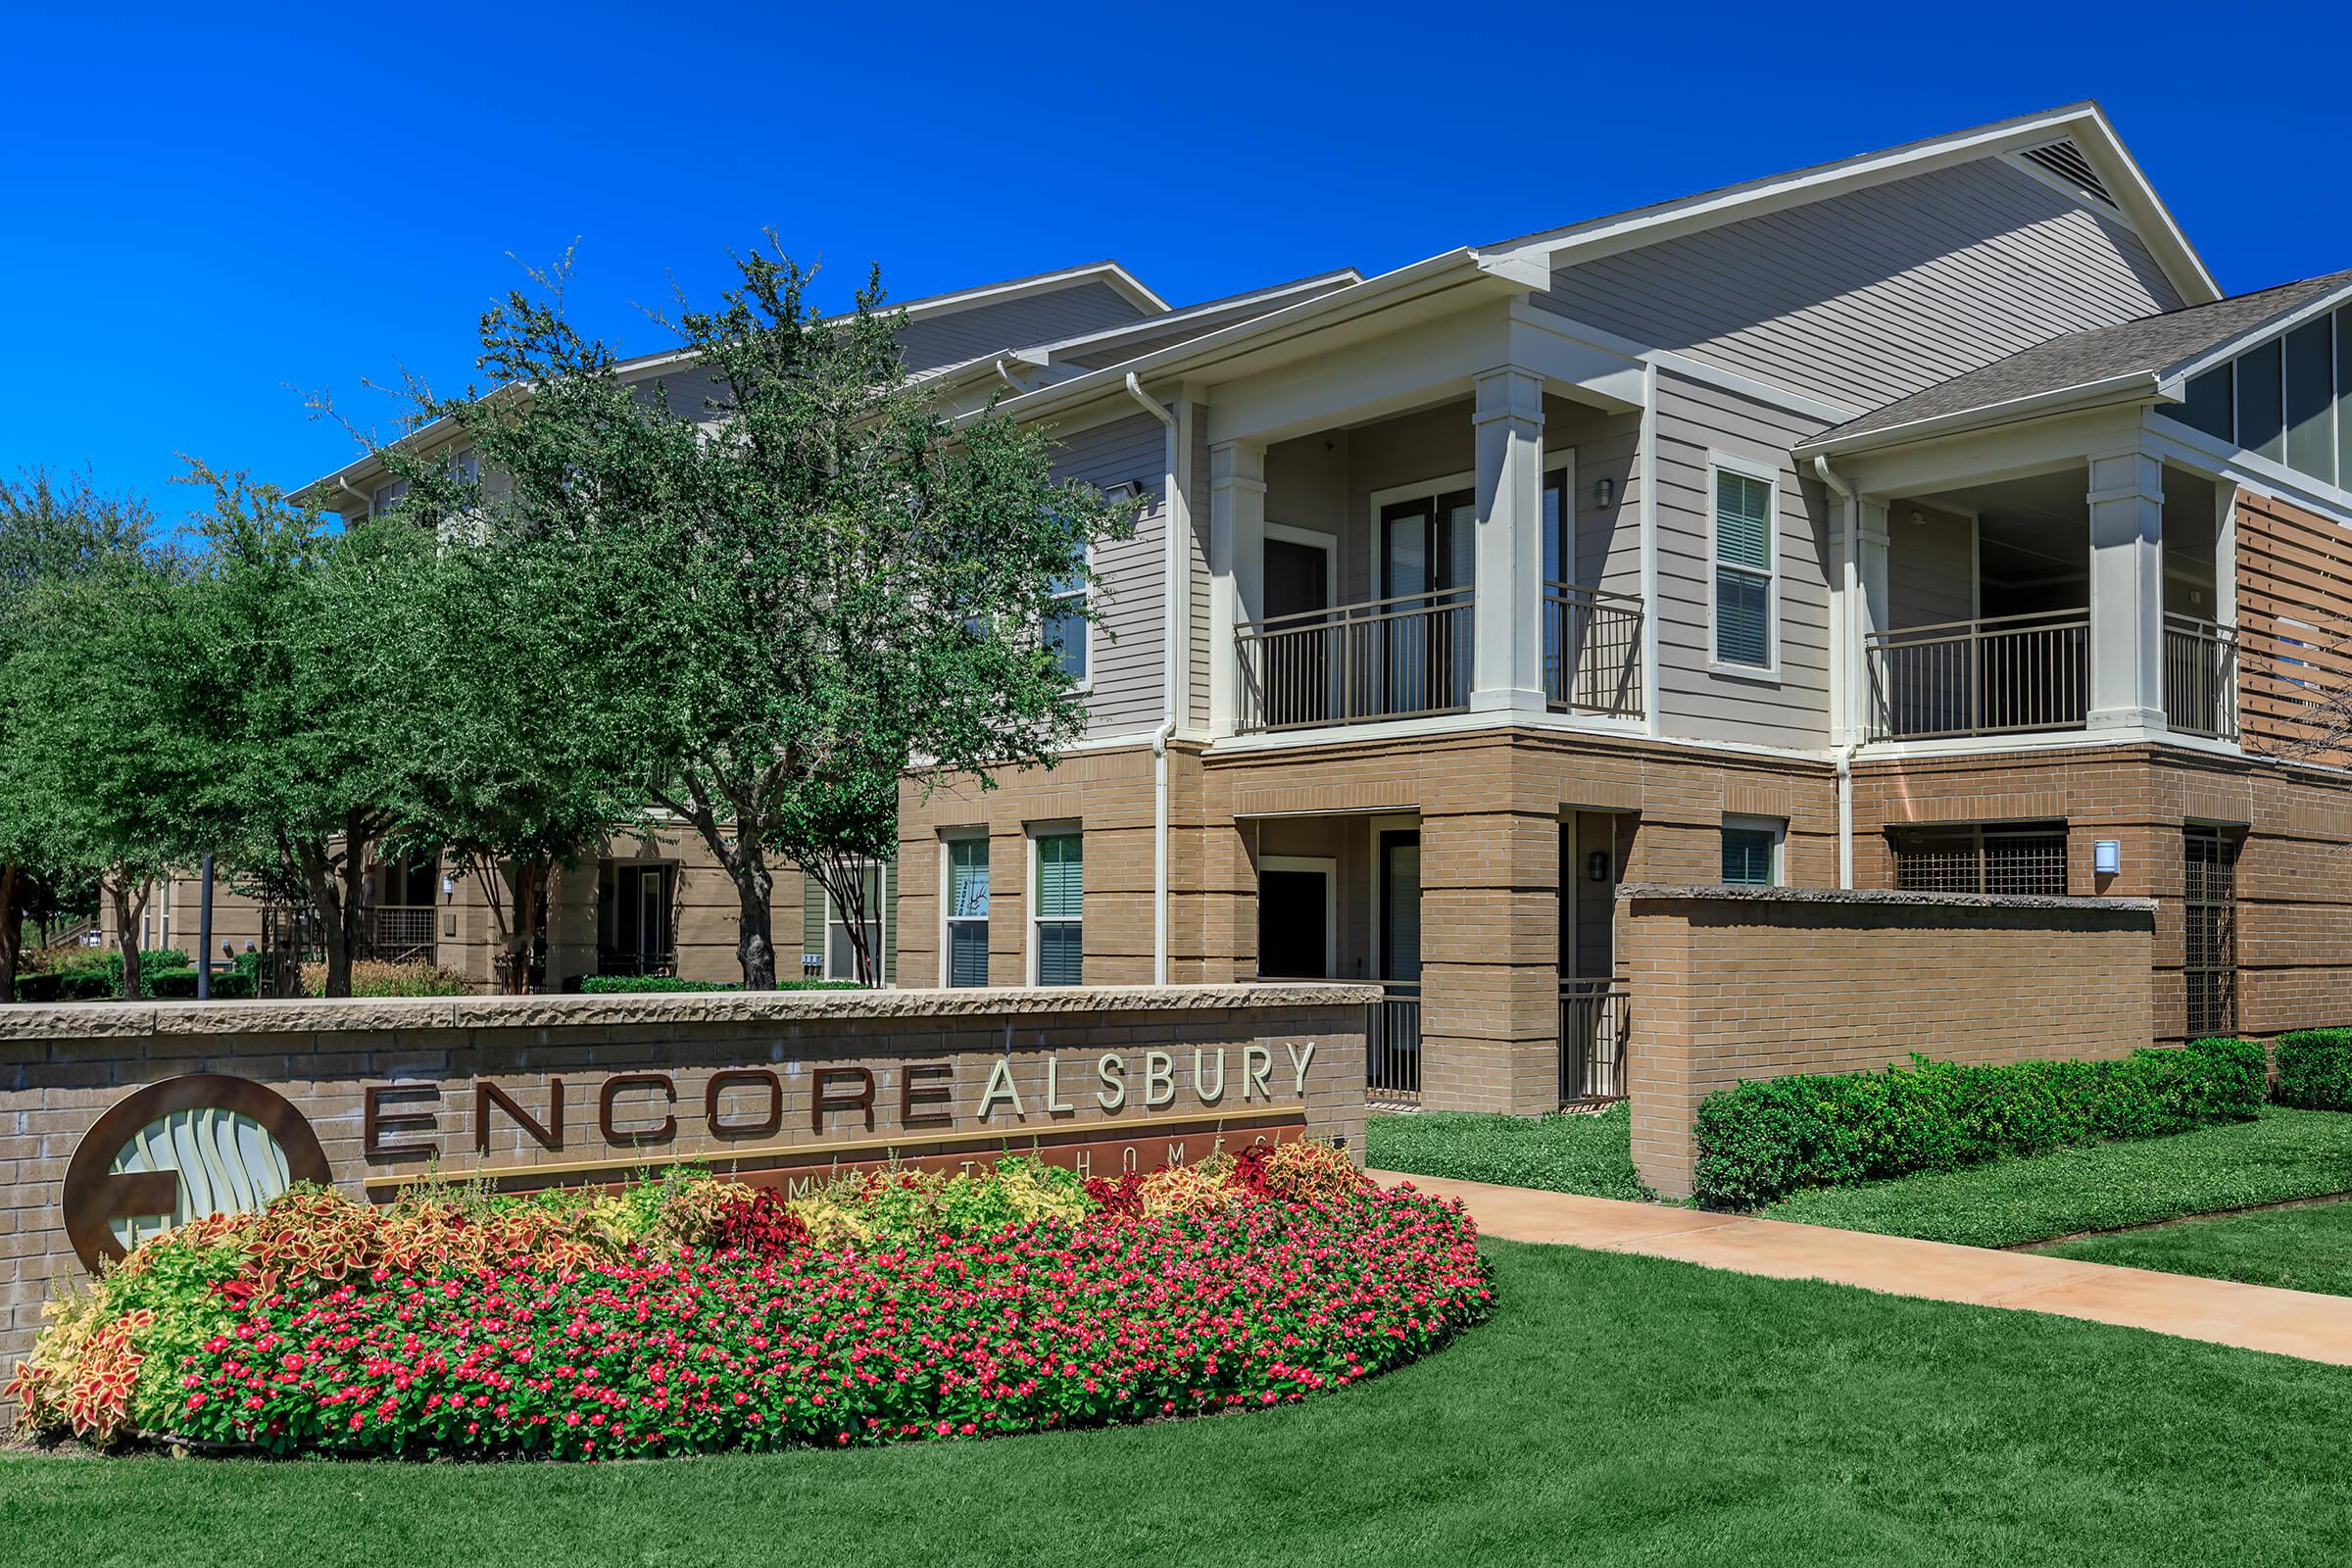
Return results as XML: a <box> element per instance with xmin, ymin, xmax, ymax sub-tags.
<box><xmin>7</xmin><ymin>0</ymin><xmax>2348</xmax><ymax>519</ymax></box>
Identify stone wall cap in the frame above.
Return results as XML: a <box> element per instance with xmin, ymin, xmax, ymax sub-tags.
<box><xmin>0</xmin><ymin>982</ymin><xmax>1382</xmax><ymax>1046</ymax></box>
<box><xmin>1617</xmin><ymin>882</ymin><xmax>2159</xmax><ymax>913</ymax></box>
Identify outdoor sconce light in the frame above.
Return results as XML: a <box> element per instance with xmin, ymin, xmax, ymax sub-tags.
<box><xmin>1592</xmin><ymin>476</ymin><xmax>1615</xmax><ymax>510</ymax></box>
<box><xmin>441</xmin><ymin>875</ymin><xmax>457</xmax><ymax>897</ymax></box>
<box><xmin>2094</xmin><ymin>840</ymin><xmax>2122</xmax><ymax>876</ymax></box>
<box><xmin>1588</xmin><ymin>850</ymin><xmax>1612</xmax><ymax>882</ymax></box>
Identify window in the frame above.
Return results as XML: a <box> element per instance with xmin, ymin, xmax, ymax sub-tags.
<box><xmin>1031</xmin><ymin>830</ymin><xmax>1082</xmax><ymax>985</ymax></box>
<box><xmin>943</xmin><ymin>836</ymin><xmax>989</xmax><ymax>988</ymax></box>
<box><xmin>369</xmin><ymin>479</ymin><xmax>408</xmax><ymax>518</ymax></box>
<box><xmin>1710</xmin><ymin>461</ymin><xmax>1775</xmax><ymax>670</ymax></box>
<box><xmin>447</xmin><ymin>447</ymin><xmax>480</xmax><ymax>486</ymax></box>
<box><xmin>2184</xmin><ymin>827</ymin><xmax>2239</xmax><ymax>1039</ymax></box>
<box><xmin>1720</xmin><ymin>817</ymin><xmax>1783</xmax><ymax>886</ymax></box>
<box><xmin>822</xmin><ymin>861</ymin><xmax>886</xmax><ymax>984</ymax></box>
<box><xmin>1044</xmin><ymin>554</ymin><xmax>1089</xmax><ymax>686</ymax></box>
<box><xmin>1891</xmin><ymin>823</ymin><xmax>2068</xmax><ymax>897</ymax></box>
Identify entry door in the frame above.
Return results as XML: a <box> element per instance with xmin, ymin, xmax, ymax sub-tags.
<box><xmin>1263</xmin><ymin>537</ymin><xmax>1333</xmax><ymax>726</ymax></box>
<box><xmin>1258</xmin><ymin>861</ymin><xmax>1333</xmax><ymax>978</ymax></box>
<box><xmin>1381</xmin><ymin>492</ymin><xmax>1474</xmax><ymax>715</ymax></box>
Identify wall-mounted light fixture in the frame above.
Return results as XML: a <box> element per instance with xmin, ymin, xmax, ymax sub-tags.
<box><xmin>1593</xmin><ymin>476</ymin><xmax>1615</xmax><ymax>510</ymax></box>
<box><xmin>1588</xmin><ymin>850</ymin><xmax>1612</xmax><ymax>883</ymax></box>
<box><xmin>441</xmin><ymin>875</ymin><xmax>457</xmax><ymax>898</ymax></box>
<box><xmin>1909</xmin><ymin>510</ymin><xmax>1928</xmax><ymax>527</ymax></box>
<box><xmin>2093</xmin><ymin>840</ymin><xmax>2122</xmax><ymax>876</ymax></box>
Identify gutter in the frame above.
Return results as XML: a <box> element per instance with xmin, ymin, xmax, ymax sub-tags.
<box><xmin>1123</xmin><ymin>371</ymin><xmax>1180</xmax><ymax>987</ymax></box>
<box><xmin>1813</xmin><ymin>455</ymin><xmax>1865</xmax><ymax>889</ymax></box>
<box><xmin>1796</xmin><ymin>371</ymin><xmax>2162</xmax><ymax>462</ymax></box>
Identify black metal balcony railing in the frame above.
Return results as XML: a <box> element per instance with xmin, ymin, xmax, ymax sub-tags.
<box><xmin>1368</xmin><ymin>981</ymin><xmax>1422</xmax><ymax>1100</ymax></box>
<box><xmin>1867</xmin><ymin>611</ymin><xmax>2090</xmax><ymax>740</ymax></box>
<box><xmin>1560</xmin><ymin>978</ymin><xmax>1630</xmax><ymax>1102</ymax></box>
<box><xmin>2163</xmin><ymin>614</ymin><xmax>2238</xmax><ymax>741</ymax></box>
<box><xmin>1237</xmin><ymin>589</ymin><xmax>1472</xmax><ymax>734</ymax></box>
<box><xmin>366</xmin><ymin>906</ymin><xmax>437</xmax><ymax>963</ymax></box>
<box><xmin>1544</xmin><ymin>583</ymin><xmax>1645</xmax><ymax>718</ymax></box>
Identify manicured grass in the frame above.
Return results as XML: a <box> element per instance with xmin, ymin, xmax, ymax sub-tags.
<box><xmin>6</xmin><ymin>1242</ymin><xmax>2350</xmax><ymax>1566</ymax></box>
<box><xmin>2036</xmin><ymin>1199</ymin><xmax>2352</xmax><ymax>1298</ymax></box>
<box><xmin>1765</xmin><ymin>1108</ymin><xmax>2352</xmax><ymax>1248</ymax></box>
<box><xmin>1368</xmin><ymin>1104</ymin><xmax>1651</xmax><ymax>1200</ymax></box>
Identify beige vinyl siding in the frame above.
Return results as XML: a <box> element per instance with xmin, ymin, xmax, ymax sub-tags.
<box><xmin>1052</xmin><ymin>412</ymin><xmax>1170</xmax><ymax>737</ymax></box>
<box><xmin>1537</xmin><ymin>157</ymin><xmax>2184</xmax><ymax>412</ymax></box>
<box><xmin>1651</xmin><ymin>369</ymin><xmax>1832</xmax><ymax>749</ymax></box>
<box><xmin>896</xmin><ymin>280</ymin><xmax>1154</xmax><ymax>373</ymax></box>
<box><xmin>1887</xmin><ymin>503</ymin><xmax>1977</xmax><ymax>629</ymax></box>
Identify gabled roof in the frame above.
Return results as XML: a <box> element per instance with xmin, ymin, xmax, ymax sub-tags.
<box><xmin>1481</xmin><ymin>101</ymin><xmax>2218</xmax><ymax>310</ymax></box>
<box><xmin>1798</xmin><ymin>270</ymin><xmax>2352</xmax><ymax>457</ymax></box>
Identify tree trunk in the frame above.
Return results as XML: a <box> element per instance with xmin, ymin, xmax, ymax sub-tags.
<box><xmin>108</xmin><ymin>875</ymin><xmax>149</xmax><ymax>1001</ymax></box>
<box><xmin>732</xmin><ymin>859</ymin><xmax>776</xmax><ymax>990</ymax></box>
<box><xmin>512</xmin><ymin>858</ymin><xmax>550</xmax><ymax>995</ymax></box>
<box><xmin>296</xmin><ymin>845</ymin><xmax>354</xmax><ymax>1000</ymax></box>
<box><xmin>0</xmin><ymin>863</ymin><xmax>22</xmax><ymax>1005</ymax></box>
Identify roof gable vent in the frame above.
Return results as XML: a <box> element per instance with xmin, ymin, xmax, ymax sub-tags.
<box><xmin>2017</xmin><ymin>139</ymin><xmax>2119</xmax><ymax>211</ymax></box>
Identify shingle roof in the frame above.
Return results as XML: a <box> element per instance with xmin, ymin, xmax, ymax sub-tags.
<box><xmin>1810</xmin><ymin>269</ymin><xmax>2352</xmax><ymax>450</ymax></box>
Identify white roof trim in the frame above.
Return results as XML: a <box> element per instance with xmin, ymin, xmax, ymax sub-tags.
<box><xmin>1010</xmin><ymin>270</ymin><xmax>1364</xmax><ymax>368</ymax></box>
<box><xmin>1794</xmin><ymin>370</ymin><xmax>2163</xmax><ymax>459</ymax></box>
<box><xmin>2161</xmin><ymin>278</ymin><xmax>2352</xmax><ymax>392</ymax></box>
<box><xmin>1484</xmin><ymin>102</ymin><xmax>2219</xmax><ymax>308</ymax></box>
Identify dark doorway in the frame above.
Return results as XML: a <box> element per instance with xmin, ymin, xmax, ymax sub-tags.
<box><xmin>1262</xmin><ymin>537</ymin><xmax>1334</xmax><ymax>727</ymax></box>
<box><xmin>1258</xmin><ymin>864</ymin><xmax>1331</xmax><ymax>978</ymax></box>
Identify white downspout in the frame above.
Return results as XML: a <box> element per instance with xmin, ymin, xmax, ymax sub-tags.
<box><xmin>1124</xmin><ymin>371</ymin><xmax>1180</xmax><ymax>986</ymax></box>
<box><xmin>1814</xmin><ymin>454</ymin><xmax>1863</xmax><ymax>889</ymax></box>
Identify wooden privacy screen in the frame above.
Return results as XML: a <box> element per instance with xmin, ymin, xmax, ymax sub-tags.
<box><xmin>2235</xmin><ymin>491</ymin><xmax>2352</xmax><ymax>765</ymax></box>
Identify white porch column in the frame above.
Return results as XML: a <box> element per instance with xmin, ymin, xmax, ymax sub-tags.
<box><xmin>1471</xmin><ymin>366</ymin><xmax>1547</xmax><ymax>712</ymax></box>
<box><xmin>1207</xmin><ymin>439</ymin><xmax>1266</xmax><ymax>738</ymax></box>
<box><xmin>1855</xmin><ymin>499</ymin><xmax>1890</xmax><ymax>739</ymax></box>
<box><xmin>2086</xmin><ymin>446</ymin><xmax>2168</xmax><ymax>732</ymax></box>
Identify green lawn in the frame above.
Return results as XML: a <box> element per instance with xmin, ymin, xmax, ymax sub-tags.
<box><xmin>1762</xmin><ymin>1108</ymin><xmax>2352</xmax><ymax>1248</ymax></box>
<box><xmin>7</xmin><ymin>1242</ymin><xmax>2351</xmax><ymax>1567</ymax></box>
<box><xmin>2035</xmin><ymin>1199</ymin><xmax>2352</xmax><ymax>1297</ymax></box>
<box><xmin>1367</xmin><ymin>1103</ymin><xmax>1651</xmax><ymax>1200</ymax></box>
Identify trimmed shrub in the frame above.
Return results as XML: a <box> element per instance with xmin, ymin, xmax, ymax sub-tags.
<box><xmin>2274</xmin><ymin>1029</ymin><xmax>2352</xmax><ymax>1110</ymax></box>
<box><xmin>575</xmin><ymin>975</ymin><xmax>865</xmax><ymax>995</ymax></box>
<box><xmin>15</xmin><ymin>950</ymin><xmax>198</xmax><ymax>1003</ymax></box>
<box><xmin>298</xmin><ymin>959</ymin><xmax>470</xmax><ymax>999</ymax></box>
<box><xmin>146</xmin><ymin>970</ymin><xmax>259</xmax><ymax>1001</ymax></box>
<box><xmin>1691</xmin><ymin>1037</ymin><xmax>2268</xmax><ymax>1210</ymax></box>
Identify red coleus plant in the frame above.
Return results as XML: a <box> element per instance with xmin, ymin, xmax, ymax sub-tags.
<box><xmin>169</xmin><ymin>1186</ymin><xmax>1489</xmax><ymax>1460</ymax></box>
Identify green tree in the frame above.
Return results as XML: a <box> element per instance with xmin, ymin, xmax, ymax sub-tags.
<box><xmin>0</xmin><ymin>470</ymin><xmax>155</xmax><ymax>1002</ymax></box>
<box><xmin>401</xmin><ymin>243</ymin><xmax>1133</xmax><ymax>987</ymax></box>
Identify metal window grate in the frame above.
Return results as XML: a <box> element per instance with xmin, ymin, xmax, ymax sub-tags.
<box><xmin>1890</xmin><ymin>823</ymin><xmax>2069</xmax><ymax>897</ymax></box>
<box><xmin>2184</xmin><ymin>828</ymin><xmax>2240</xmax><ymax>1039</ymax></box>
<box><xmin>2019</xmin><ymin>140</ymin><xmax>2118</xmax><ymax>209</ymax></box>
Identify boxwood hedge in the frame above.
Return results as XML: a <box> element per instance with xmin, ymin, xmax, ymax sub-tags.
<box><xmin>1691</xmin><ymin>1037</ymin><xmax>2267</xmax><ymax>1210</ymax></box>
<box><xmin>573</xmin><ymin>975</ymin><xmax>865</xmax><ymax>995</ymax></box>
<box><xmin>2273</xmin><ymin>1030</ymin><xmax>2352</xmax><ymax>1111</ymax></box>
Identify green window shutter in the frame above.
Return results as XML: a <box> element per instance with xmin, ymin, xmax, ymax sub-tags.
<box><xmin>881</xmin><ymin>857</ymin><xmax>898</xmax><ymax>986</ymax></box>
<box><xmin>1037</xmin><ymin>923</ymin><xmax>1083</xmax><ymax>986</ymax></box>
<box><xmin>1714</xmin><ymin>471</ymin><xmax>1772</xmax><ymax>570</ymax></box>
<box><xmin>949</xmin><ymin>921</ymin><xmax>989</xmax><ymax>987</ymax></box>
<box><xmin>1715</xmin><ymin>567</ymin><xmax>1771</xmax><ymax>666</ymax></box>
<box><xmin>801</xmin><ymin>877</ymin><xmax>825</xmax><ymax>971</ymax></box>
<box><xmin>1036</xmin><ymin>834</ymin><xmax>1082</xmax><ymax>919</ymax></box>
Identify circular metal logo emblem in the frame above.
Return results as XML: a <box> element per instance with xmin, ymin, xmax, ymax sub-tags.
<box><xmin>62</xmin><ymin>1074</ymin><xmax>333</xmax><ymax>1270</ymax></box>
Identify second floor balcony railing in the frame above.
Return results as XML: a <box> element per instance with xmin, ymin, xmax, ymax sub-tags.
<box><xmin>1237</xmin><ymin>587</ymin><xmax>1472</xmax><ymax>734</ymax></box>
<box><xmin>1544</xmin><ymin>583</ymin><xmax>1645</xmax><ymax>718</ymax></box>
<box><xmin>367</xmin><ymin>905</ymin><xmax>438</xmax><ymax>963</ymax></box>
<box><xmin>1867</xmin><ymin>610</ymin><xmax>2090</xmax><ymax>741</ymax></box>
<box><xmin>2163</xmin><ymin>614</ymin><xmax>2238</xmax><ymax>741</ymax></box>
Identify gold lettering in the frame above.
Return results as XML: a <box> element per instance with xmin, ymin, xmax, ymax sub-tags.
<box><xmin>1097</xmin><ymin>1053</ymin><xmax>1126</xmax><ymax>1110</ymax></box>
<box><xmin>1073</xmin><ymin>1149</ymin><xmax>1093</xmax><ymax>1178</ymax></box>
<box><xmin>1167</xmin><ymin>1140</ymin><xmax>1188</xmax><ymax>1167</ymax></box>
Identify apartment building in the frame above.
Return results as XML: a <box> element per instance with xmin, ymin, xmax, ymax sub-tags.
<box><xmin>887</xmin><ymin>102</ymin><xmax>2352</xmax><ymax>1114</ymax></box>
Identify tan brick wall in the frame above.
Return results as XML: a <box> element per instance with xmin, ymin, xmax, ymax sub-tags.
<box><xmin>1619</xmin><ymin>888</ymin><xmax>2157</xmax><ymax>1200</ymax></box>
<box><xmin>0</xmin><ymin>986</ymin><xmax>1369</xmax><ymax>1404</ymax></box>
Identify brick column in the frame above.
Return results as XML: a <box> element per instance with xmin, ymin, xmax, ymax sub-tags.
<box><xmin>1418</xmin><ymin>806</ymin><xmax>1562</xmax><ymax>1113</ymax></box>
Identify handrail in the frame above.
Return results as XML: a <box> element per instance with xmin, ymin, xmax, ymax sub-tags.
<box><xmin>1239</xmin><ymin>584</ymin><xmax>1471</xmax><ymax>636</ymax></box>
<box><xmin>1866</xmin><ymin>611</ymin><xmax>2090</xmax><ymax>741</ymax></box>
<box><xmin>2163</xmin><ymin>614</ymin><xmax>2238</xmax><ymax>742</ymax></box>
<box><xmin>1544</xmin><ymin>584</ymin><xmax>1645</xmax><ymax>718</ymax></box>
<box><xmin>1868</xmin><ymin>608</ymin><xmax>2088</xmax><ymax>643</ymax></box>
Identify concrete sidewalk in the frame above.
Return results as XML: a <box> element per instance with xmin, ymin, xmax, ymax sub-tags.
<box><xmin>1372</xmin><ymin>1169</ymin><xmax>2352</xmax><ymax>1365</ymax></box>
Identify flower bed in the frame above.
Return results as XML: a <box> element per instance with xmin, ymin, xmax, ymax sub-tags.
<box><xmin>7</xmin><ymin>1143</ymin><xmax>1488</xmax><ymax>1459</ymax></box>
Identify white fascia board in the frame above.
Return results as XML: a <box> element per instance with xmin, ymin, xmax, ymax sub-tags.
<box><xmin>1011</xmin><ymin>270</ymin><xmax>1365</xmax><ymax>368</ymax></box>
<box><xmin>1793</xmin><ymin>371</ymin><xmax>2162</xmax><ymax>461</ymax></box>
<box><xmin>1485</xmin><ymin>103</ymin><xmax>2219</xmax><ymax>309</ymax></box>
<box><xmin>2161</xmin><ymin>278</ymin><xmax>2352</xmax><ymax>390</ymax></box>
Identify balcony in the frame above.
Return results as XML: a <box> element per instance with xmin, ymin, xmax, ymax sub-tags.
<box><xmin>2163</xmin><ymin>614</ymin><xmax>2238</xmax><ymax>741</ymax></box>
<box><xmin>1544</xmin><ymin>583</ymin><xmax>1644</xmax><ymax>718</ymax></box>
<box><xmin>1866</xmin><ymin>611</ymin><xmax>2089</xmax><ymax>740</ymax></box>
<box><xmin>1236</xmin><ymin>588</ymin><xmax>1473</xmax><ymax>734</ymax></box>
<box><xmin>367</xmin><ymin>905</ymin><xmax>437</xmax><ymax>963</ymax></box>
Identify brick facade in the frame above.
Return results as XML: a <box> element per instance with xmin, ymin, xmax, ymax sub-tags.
<box><xmin>1618</xmin><ymin>886</ymin><xmax>2157</xmax><ymax>1199</ymax></box>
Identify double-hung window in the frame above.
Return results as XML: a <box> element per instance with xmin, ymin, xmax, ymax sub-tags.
<box><xmin>1711</xmin><ymin>460</ymin><xmax>1776</xmax><ymax>671</ymax></box>
<box><xmin>944</xmin><ymin>836</ymin><xmax>989</xmax><ymax>988</ymax></box>
<box><xmin>1032</xmin><ymin>831</ymin><xmax>1083</xmax><ymax>986</ymax></box>
<box><xmin>1044</xmin><ymin>552</ymin><xmax>1090</xmax><ymax>687</ymax></box>
<box><xmin>822</xmin><ymin>861</ymin><xmax>886</xmax><ymax>984</ymax></box>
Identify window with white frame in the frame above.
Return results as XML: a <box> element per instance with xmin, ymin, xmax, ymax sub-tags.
<box><xmin>447</xmin><ymin>447</ymin><xmax>480</xmax><ymax>486</ymax></box>
<box><xmin>1031</xmin><ymin>830</ymin><xmax>1082</xmax><ymax>986</ymax></box>
<box><xmin>1720</xmin><ymin>815</ymin><xmax>1785</xmax><ymax>886</ymax></box>
<box><xmin>1711</xmin><ymin>461</ymin><xmax>1776</xmax><ymax>670</ymax></box>
<box><xmin>822</xmin><ymin>861</ymin><xmax>886</xmax><ymax>984</ymax></box>
<box><xmin>1043</xmin><ymin>553</ymin><xmax>1089</xmax><ymax>686</ymax></box>
<box><xmin>943</xmin><ymin>835</ymin><xmax>989</xmax><ymax>988</ymax></box>
<box><xmin>369</xmin><ymin>479</ymin><xmax>409</xmax><ymax>518</ymax></box>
